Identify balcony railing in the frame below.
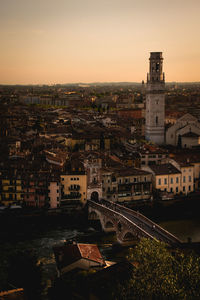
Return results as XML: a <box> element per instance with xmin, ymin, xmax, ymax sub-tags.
<box><xmin>62</xmin><ymin>192</ymin><xmax>81</xmax><ymax>199</ymax></box>
<box><xmin>69</xmin><ymin>185</ymin><xmax>80</xmax><ymax>191</ymax></box>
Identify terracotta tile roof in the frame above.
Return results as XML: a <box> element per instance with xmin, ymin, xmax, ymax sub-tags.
<box><xmin>78</xmin><ymin>244</ymin><xmax>105</xmax><ymax>265</ymax></box>
<box><xmin>116</xmin><ymin>167</ymin><xmax>151</xmax><ymax>177</ymax></box>
<box><xmin>150</xmin><ymin>163</ymin><xmax>181</xmax><ymax>175</ymax></box>
<box><xmin>53</xmin><ymin>243</ymin><xmax>105</xmax><ymax>270</ymax></box>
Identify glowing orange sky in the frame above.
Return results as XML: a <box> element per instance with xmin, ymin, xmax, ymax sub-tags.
<box><xmin>0</xmin><ymin>0</ymin><xmax>200</xmax><ymax>84</ymax></box>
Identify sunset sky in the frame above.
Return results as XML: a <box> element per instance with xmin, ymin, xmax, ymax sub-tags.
<box><xmin>0</xmin><ymin>0</ymin><xmax>200</xmax><ymax>84</ymax></box>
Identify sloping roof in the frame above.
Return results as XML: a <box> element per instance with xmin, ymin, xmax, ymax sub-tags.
<box><xmin>149</xmin><ymin>163</ymin><xmax>181</xmax><ymax>175</ymax></box>
<box><xmin>53</xmin><ymin>243</ymin><xmax>105</xmax><ymax>270</ymax></box>
<box><xmin>178</xmin><ymin>113</ymin><xmax>197</xmax><ymax>123</ymax></box>
<box><xmin>117</xmin><ymin>168</ymin><xmax>151</xmax><ymax>177</ymax></box>
<box><xmin>0</xmin><ymin>288</ymin><xmax>24</xmax><ymax>300</ymax></box>
<box><xmin>78</xmin><ymin>244</ymin><xmax>105</xmax><ymax>264</ymax></box>
<box><xmin>181</xmin><ymin>132</ymin><xmax>199</xmax><ymax>138</ymax></box>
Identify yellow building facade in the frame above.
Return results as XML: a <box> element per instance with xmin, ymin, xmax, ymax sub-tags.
<box><xmin>0</xmin><ymin>179</ymin><xmax>23</xmax><ymax>206</ymax></box>
<box><xmin>154</xmin><ymin>173</ymin><xmax>181</xmax><ymax>194</ymax></box>
<box><xmin>60</xmin><ymin>174</ymin><xmax>87</xmax><ymax>207</ymax></box>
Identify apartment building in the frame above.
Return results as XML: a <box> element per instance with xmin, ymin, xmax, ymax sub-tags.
<box><xmin>60</xmin><ymin>173</ymin><xmax>87</xmax><ymax>208</ymax></box>
<box><xmin>102</xmin><ymin>167</ymin><xmax>152</xmax><ymax>203</ymax></box>
<box><xmin>0</xmin><ymin>177</ymin><xmax>23</xmax><ymax>206</ymax></box>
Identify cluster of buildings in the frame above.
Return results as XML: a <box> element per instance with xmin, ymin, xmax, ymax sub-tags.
<box><xmin>0</xmin><ymin>52</ymin><xmax>200</xmax><ymax>210</ymax></box>
<box><xmin>0</xmin><ymin>128</ymin><xmax>200</xmax><ymax>210</ymax></box>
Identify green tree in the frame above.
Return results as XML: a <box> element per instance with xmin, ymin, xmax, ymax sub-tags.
<box><xmin>175</xmin><ymin>251</ymin><xmax>200</xmax><ymax>298</ymax></box>
<box><xmin>127</xmin><ymin>239</ymin><xmax>178</xmax><ymax>299</ymax></box>
<box><xmin>125</xmin><ymin>238</ymin><xmax>200</xmax><ymax>299</ymax></box>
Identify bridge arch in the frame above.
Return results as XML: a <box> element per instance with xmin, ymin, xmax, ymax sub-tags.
<box><xmin>117</xmin><ymin>222</ymin><xmax>122</xmax><ymax>232</ymax></box>
<box><xmin>105</xmin><ymin>220</ymin><xmax>114</xmax><ymax>229</ymax></box>
<box><xmin>88</xmin><ymin>200</ymin><xmax>182</xmax><ymax>247</ymax></box>
<box><xmin>123</xmin><ymin>232</ymin><xmax>137</xmax><ymax>241</ymax></box>
<box><xmin>88</xmin><ymin>210</ymin><xmax>99</xmax><ymax>220</ymax></box>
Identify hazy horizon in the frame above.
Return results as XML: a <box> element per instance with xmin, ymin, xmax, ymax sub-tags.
<box><xmin>1</xmin><ymin>81</ymin><xmax>200</xmax><ymax>87</ymax></box>
<box><xmin>1</xmin><ymin>0</ymin><xmax>200</xmax><ymax>85</ymax></box>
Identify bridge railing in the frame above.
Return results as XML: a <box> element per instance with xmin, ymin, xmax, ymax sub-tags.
<box><xmin>88</xmin><ymin>200</ymin><xmax>157</xmax><ymax>241</ymax></box>
<box><xmin>93</xmin><ymin>199</ymin><xmax>182</xmax><ymax>245</ymax></box>
<box><xmin>106</xmin><ymin>200</ymin><xmax>182</xmax><ymax>244</ymax></box>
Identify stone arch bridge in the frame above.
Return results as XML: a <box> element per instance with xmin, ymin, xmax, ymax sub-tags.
<box><xmin>88</xmin><ymin>199</ymin><xmax>182</xmax><ymax>247</ymax></box>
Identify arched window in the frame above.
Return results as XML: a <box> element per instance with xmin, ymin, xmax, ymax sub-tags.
<box><xmin>156</xmin><ymin>116</ymin><xmax>158</xmax><ymax>124</ymax></box>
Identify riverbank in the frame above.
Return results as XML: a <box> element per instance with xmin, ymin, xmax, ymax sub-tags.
<box><xmin>0</xmin><ymin>197</ymin><xmax>200</xmax><ymax>241</ymax></box>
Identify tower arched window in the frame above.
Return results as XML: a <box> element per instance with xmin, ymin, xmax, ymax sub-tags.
<box><xmin>156</xmin><ymin>116</ymin><xmax>158</xmax><ymax>125</ymax></box>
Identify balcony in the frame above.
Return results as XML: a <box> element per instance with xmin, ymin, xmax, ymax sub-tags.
<box><xmin>69</xmin><ymin>185</ymin><xmax>80</xmax><ymax>191</ymax></box>
<box><xmin>62</xmin><ymin>192</ymin><xmax>81</xmax><ymax>199</ymax></box>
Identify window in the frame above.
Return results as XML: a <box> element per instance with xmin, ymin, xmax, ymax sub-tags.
<box><xmin>176</xmin><ymin>187</ymin><xmax>178</xmax><ymax>193</ymax></box>
<box><xmin>61</xmin><ymin>178</ymin><xmax>64</xmax><ymax>181</ymax></box>
<box><xmin>189</xmin><ymin>176</ymin><xmax>191</xmax><ymax>182</ymax></box>
<box><xmin>156</xmin><ymin>116</ymin><xmax>158</xmax><ymax>125</ymax></box>
<box><xmin>176</xmin><ymin>177</ymin><xmax>179</xmax><ymax>183</ymax></box>
<box><xmin>158</xmin><ymin>178</ymin><xmax>161</xmax><ymax>185</ymax></box>
<box><xmin>170</xmin><ymin>187</ymin><xmax>173</xmax><ymax>193</ymax></box>
<box><xmin>170</xmin><ymin>178</ymin><xmax>173</xmax><ymax>184</ymax></box>
<box><xmin>164</xmin><ymin>178</ymin><xmax>167</xmax><ymax>185</ymax></box>
<box><xmin>183</xmin><ymin>186</ymin><xmax>185</xmax><ymax>192</ymax></box>
<box><xmin>189</xmin><ymin>185</ymin><xmax>191</xmax><ymax>191</ymax></box>
<box><xmin>183</xmin><ymin>176</ymin><xmax>186</xmax><ymax>183</ymax></box>
<box><xmin>71</xmin><ymin>178</ymin><xmax>73</xmax><ymax>181</ymax></box>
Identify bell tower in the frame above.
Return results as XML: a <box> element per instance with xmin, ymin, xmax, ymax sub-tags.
<box><xmin>145</xmin><ymin>52</ymin><xmax>165</xmax><ymax>144</ymax></box>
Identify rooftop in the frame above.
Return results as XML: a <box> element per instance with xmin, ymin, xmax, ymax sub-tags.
<box><xmin>150</xmin><ymin>163</ymin><xmax>181</xmax><ymax>175</ymax></box>
<box><xmin>53</xmin><ymin>243</ymin><xmax>105</xmax><ymax>270</ymax></box>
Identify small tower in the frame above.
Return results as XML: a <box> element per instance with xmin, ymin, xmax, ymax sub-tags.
<box><xmin>145</xmin><ymin>52</ymin><xmax>165</xmax><ymax>144</ymax></box>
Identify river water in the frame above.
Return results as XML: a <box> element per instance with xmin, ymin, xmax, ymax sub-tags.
<box><xmin>160</xmin><ymin>217</ymin><xmax>200</xmax><ymax>243</ymax></box>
